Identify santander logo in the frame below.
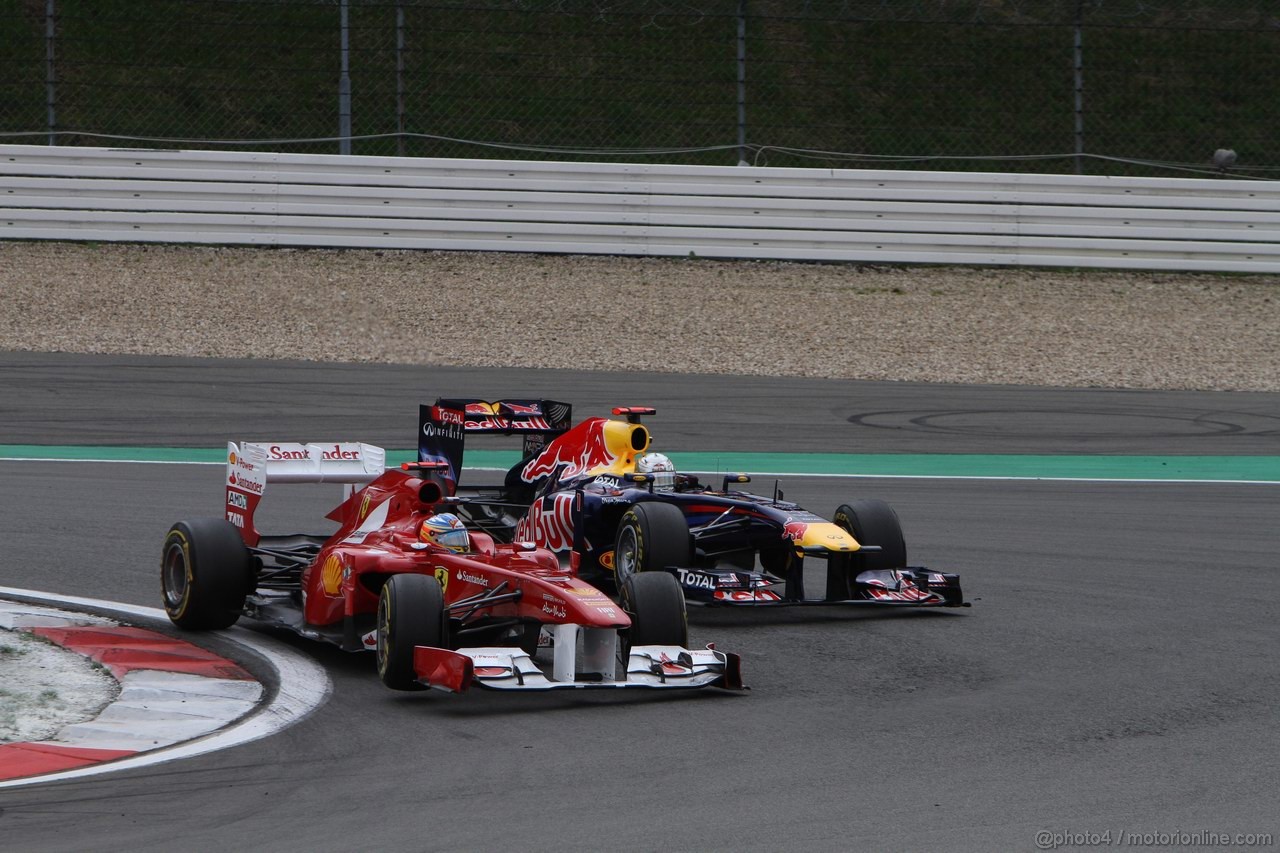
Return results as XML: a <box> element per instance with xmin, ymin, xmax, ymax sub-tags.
<box><xmin>267</xmin><ymin>444</ymin><xmax>361</xmax><ymax>461</ymax></box>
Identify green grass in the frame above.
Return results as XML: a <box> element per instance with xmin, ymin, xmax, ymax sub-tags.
<box><xmin>0</xmin><ymin>0</ymin><xmax>1277</xmax><ymax>175</ymax></box>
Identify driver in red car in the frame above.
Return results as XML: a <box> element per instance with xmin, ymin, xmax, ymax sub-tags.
<box><xmin>417</xmin><ymin>512</ymin><xmax>471</xmax><ymax>553</ymax></box>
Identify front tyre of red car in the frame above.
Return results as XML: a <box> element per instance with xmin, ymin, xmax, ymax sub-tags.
<box><xmin>613</xmin><ymin>502</ymin><xmax>691</xmax><ymax>589</ymax></box>
<box><xmin>161</xmin><ymin>518</ymin><xmax>252</xmax><ymax>630</ymax></box>
<box><xmin>376</xmin><ymin>573</ymin><xmax>447</xmax><ymax>691</ymax></box>
<box><xmin>619</xmin><ymin>572</ymin><xmax>688</xmax><ymax>654</ymax></box>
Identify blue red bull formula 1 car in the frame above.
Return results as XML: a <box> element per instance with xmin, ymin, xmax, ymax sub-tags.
<box><xmin>419</xmin><ymin>399</ymin><xmax>966</xmax><ymax>610</ymax></box>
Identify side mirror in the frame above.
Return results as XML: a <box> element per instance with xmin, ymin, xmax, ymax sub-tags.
<box><xmin>623</xmin><ymin>472</ymin><xmax>654</xmax><ymax>493</ymax></box>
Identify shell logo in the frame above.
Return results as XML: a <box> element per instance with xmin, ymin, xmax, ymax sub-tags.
<box><xmin>321</xmin><ymin>555</ymin><xmax>344</xmax><ymax>596</ymax></box>
<box><xmin>228</xmin><ymin>452</ymin><xmax>237</xmax><ymax>465</ymax></box>
<box><xmin>598</xmin><ymin>550</ymin><xmax>616</xmax><ymax>571</ymax></box>
<box><xmin>358</xmin><ymin>493</ymin><xmax>372</xmax><ymax>521</ymax></box>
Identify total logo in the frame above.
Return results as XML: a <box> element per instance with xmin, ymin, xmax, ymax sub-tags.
<box><xmin>432</xmin><ymin>406</ymin><xmax>465</xmax><ymax>426</ymax></box>
<box><xmin>676</xmin><ymin>568</ymin><xmax>717</xmax><ymax>590</ymax></box>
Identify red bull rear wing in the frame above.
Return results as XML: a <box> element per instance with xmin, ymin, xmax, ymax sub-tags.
<box><xmin>419</xmin><ymin>399</ymin><xmax>573</xmax><ymax>490</ymax></box>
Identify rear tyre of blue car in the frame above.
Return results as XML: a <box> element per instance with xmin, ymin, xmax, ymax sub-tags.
<box><xmin>377</xmin><ymin>573</ymin><xmax>447</xmax><ymax>691</ymax></box>
<box><xmin>619</xmin><ymin>572</ymin><xmax>688</xmax><ymax>652</ymax></box>
<box><xmin>613</xmin><ymin>502</ymin><xmax>691</xmax><ymax>589</ymax></box>
<box><xmin>833</xmin><ymin>500</ymin><xmax>907</xmax><ymax>571</ymax></box>
<box><xmin>161</xmin><ymin>518</ymin><xmax>252</xmax><ymax>630</ymax></box>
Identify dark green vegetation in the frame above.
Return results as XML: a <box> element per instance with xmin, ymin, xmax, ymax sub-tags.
<box><xmin>1</xmin><ymin>0</ymin><xmax>1277</xmax><ymax>175</ymax></box>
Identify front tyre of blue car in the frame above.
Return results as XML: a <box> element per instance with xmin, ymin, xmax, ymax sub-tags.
<box><xmin>833</xmin><ymin>499</ymin><xmax>907</xmax><ymax>571</ymax></box>
<box><xmin>612</xmin><ymin>502</ymin><xmax>691</xmax><ymax>589</ymax></box>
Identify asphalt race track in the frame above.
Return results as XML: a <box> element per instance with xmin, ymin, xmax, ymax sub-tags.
<box><xmin>2</xmin><ymin>353</ymin><xmax>1278</xmax><ymax>852</ymax></box>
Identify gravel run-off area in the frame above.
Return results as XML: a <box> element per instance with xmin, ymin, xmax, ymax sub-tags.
<box><xmin>1</xmin><ymin>241</ymin><xmax>1278</xmax><ymax>391</ymax></box>
<box><xmin>0</xmin><ymin>628</ymin><xmax>117</xmax><ymax>742</ymax></box>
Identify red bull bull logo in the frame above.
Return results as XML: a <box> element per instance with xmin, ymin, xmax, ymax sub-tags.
<box><xmin>783</xmin><ymin>521</ymin><xmax>809</xmax><ymax>541</ymax></box>
<box><xmin>521</xmin><ymin>418</ymin><xmax>616</xmax><ymax>483</ymax></box>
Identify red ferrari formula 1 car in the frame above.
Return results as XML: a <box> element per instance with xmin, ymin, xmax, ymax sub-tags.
<box><xmin>160</xmin><ymin>441</ymin><xmax>742</xmax><ymax>694</ymax></box>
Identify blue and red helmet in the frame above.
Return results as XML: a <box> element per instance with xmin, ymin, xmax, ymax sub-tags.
<box><xmin>419</xmin><ymin>512</ymin><xmax>470</xmax><ymax>553</ymax></box>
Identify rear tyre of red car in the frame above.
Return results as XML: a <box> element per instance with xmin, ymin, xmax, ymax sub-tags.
<box><xmin>619</xmin><ymin>572</ymin><xmax>688</xmax><ymax>652</ymax></box>
<box><xmin>377</xmin><ymin>573</ymin><xmax>447</xmax><ymax>691</ymax></box>
<box><xmin>613</xmin><ymin>502</ymin><xmax>691</xmax><ymax>588</ymax></box>
<box><xmin>833</xmin><ymin>500</ymin><xmax>907</xmax><ymax>571</ymax></box>
<box><xmin>161</xmin><ymin>518</ymin><xmax>253</xmax><ymax>630</ymax></box>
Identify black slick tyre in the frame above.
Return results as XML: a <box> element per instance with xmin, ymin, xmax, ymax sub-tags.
<box><xmin>377</xmin><ymin>573</ymin><xmax>447</xmax><ymax>691</ymax></box>
<box><xmin>161</xmin><ymin>518</ymin><xmax>252</xmax><ymax>630</ymax></box>
<box><xmin>619</xmin><ymin>572</ymin><xmax>688</xmax><ymax>651</ymax></box>
<box><xmin>833</xmin><ymin>499</ymin><xmax>907</xmax><ymax>571</ymax></box>
<box><xmin>613</xmin><ymin>502</ymin><xmax>691</xmax><ymax>588</ymax></box>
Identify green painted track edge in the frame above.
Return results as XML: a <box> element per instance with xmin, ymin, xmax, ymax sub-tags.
<box><xmin>3</xmin><ymin>446</ymin><xmax>1280</xmax><ymax>482</ymax></box>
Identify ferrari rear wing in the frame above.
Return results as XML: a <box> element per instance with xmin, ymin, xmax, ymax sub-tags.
<box><xmin>225</xmin><ymin>441</ymin><xmax>386</xmax><ymax>546</ymax></box>
<box><xmin>418</xmin><ymin>399</ymin><xmax>573</xmax><ymax>491</ymax></box>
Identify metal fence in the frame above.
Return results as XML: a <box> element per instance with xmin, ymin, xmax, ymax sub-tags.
<box><xmin>1</xmin><ymin>0</ymin><xmax>1278</xmax><ymax>176</ymax></box>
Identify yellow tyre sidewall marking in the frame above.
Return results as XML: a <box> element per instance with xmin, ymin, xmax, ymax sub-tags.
<box><xmin>167</xmin><ymin>530</ymin><xmax>194</xmax><ymax>619</ymax></box>
<box><xmin>377</xmin><ymin>585</ymin><xmax>392</xmax><ymax>677</ymax></box>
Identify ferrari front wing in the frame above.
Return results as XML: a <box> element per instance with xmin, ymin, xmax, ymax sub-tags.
<box><xmin>411</xmin><ymin>624</ymin><xmax>743</xmax><ymax>693</ymax></box>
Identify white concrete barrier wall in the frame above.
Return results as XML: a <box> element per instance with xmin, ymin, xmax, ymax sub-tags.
<box><xmin>2</xmin><ymin>144</ymin><xmax>1278</xmax><ymax>272</ymax></box>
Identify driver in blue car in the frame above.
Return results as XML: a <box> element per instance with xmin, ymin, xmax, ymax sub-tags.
<box><xmin>636</xmin><ymin>452</ymin><xmax>701</xmax><ymax>492</ymax></box>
